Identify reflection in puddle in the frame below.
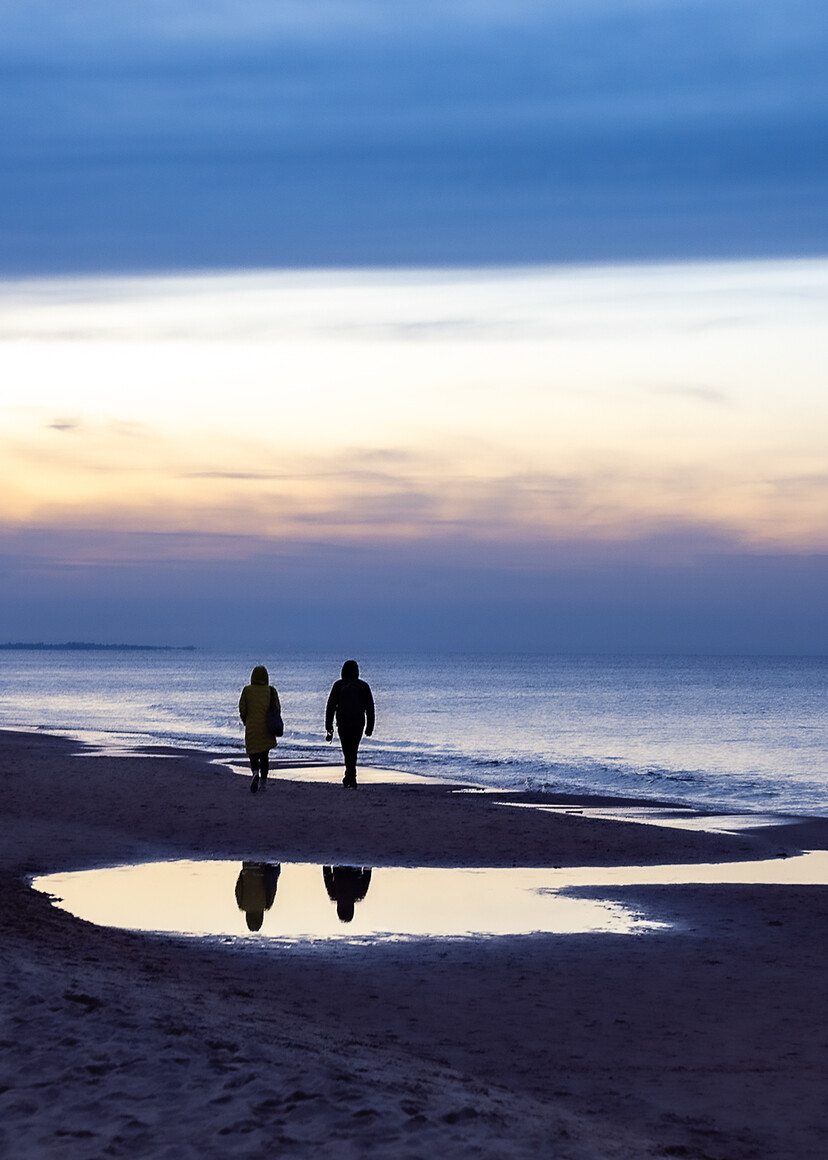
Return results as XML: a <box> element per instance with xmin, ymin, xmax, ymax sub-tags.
<box><xmin>31</xmin><ymin>861</ymin><xmax>670</xmax><ymax>942</ymax></box>
<box><xmin>234</xmin><ymin>862</ymin><xmax>374</xmax><ymax>929</ymax></box>
<box><xmin>31</xmin><ymin>851</ymin><xmax>828</xmax><ymax>943</ymax></box>
<box><xmin>235</xmin><ymin>862</ymin><xmax>282</xmax><ymax>931</ymax></box>
<box><xmin>323</xmin><ymin>866</ymin><xmax>373</xmax><ymax>923</ymax></box>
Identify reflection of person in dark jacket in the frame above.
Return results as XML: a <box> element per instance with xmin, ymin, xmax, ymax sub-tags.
<box><xmin>325</xmin><ymin>660</ymin><xmax>375</xmax><ymax>788</ymax></box>
<box><xmin>234</xmin><ymin>861</ymin><xmax>281</xmax><ymax>931</ymax></box>
<box><xmin>323</xmin><ymin>866</ymin><xmax>373</xmax><ymax>923</ymax></box>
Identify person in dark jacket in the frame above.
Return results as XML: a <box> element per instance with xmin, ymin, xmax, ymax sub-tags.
<box><xmin>325</xmin><ymin>659</ymin><xmax>375</xmax><ymax>787</ymax></box>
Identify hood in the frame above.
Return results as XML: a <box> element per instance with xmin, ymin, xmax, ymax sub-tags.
<box><xmin>250</xmin><ymin>665</ymin><xmax>269</xmax><ymax>685</ymax></box>
<box><xmin>341</xmin><ymin>659</ymin><xmax>359</xmax><ymax>679</ymax></box>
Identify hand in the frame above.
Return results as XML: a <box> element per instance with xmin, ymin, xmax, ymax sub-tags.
<box><xmin>365</xmin><ymin>729</ymin><xmax>373</xmax><ymax>737</ymax></box>
<box><xmin>325</xmin><ymin>730</ymin><xmax>333</xmax><ymax>742</ymax></box>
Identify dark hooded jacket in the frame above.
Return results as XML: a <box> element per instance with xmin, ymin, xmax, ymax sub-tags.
<box><xmin>325</xmin><ymin>660</ymin><xmax>375</xmax><ymax>735</ymax></box>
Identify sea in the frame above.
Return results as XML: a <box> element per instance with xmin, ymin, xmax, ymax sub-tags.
<box><xmin>1</xmin><ymin>650</ymin><xmax>826</xmax><ymax>817</ymax></box>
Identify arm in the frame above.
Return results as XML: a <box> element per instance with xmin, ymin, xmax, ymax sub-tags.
<box><xmin>364</xmin><ymin>683</ymin><xmax>375</xmax><ymax>736</ymax></box>
<box><xmin>325</xmin><ymin>682</ymin><xmax>339</xmax><ymax>735</ymax></box>
<box><xmin>354</xmin><ymin>868</ymin><xmax>372</xmax><ymax>901</ymax></box>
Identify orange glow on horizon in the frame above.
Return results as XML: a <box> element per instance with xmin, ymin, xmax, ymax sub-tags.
<box><xmin>2</xmin><ymin>259</ymin><xmax>827</xmax><ymax>554</ymax></box>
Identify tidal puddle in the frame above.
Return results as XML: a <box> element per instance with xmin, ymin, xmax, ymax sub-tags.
<box><xmin>31</xmin><ymin>851</ymin><xmax>828</xmax><ymax>944</ymax></box>
<box><xmin>499</xmin><ymin>802</ymin><xmax>801</xmax><ymax>834</ymax></box>
<box><xmin>31</xmin><ymin>861</ymin><xmax>668</xmax><ymax>942</ymax></box>
<box><xmin>223</xmin><ymin>762</ymin><xmax>440</xmax><ymax>786</ymax></box>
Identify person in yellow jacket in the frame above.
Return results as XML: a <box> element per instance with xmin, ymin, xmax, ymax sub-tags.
<box><xmin>238</xmin><ymin>664</ymin><xmax>281</xmax><ymax>793</ymax></box>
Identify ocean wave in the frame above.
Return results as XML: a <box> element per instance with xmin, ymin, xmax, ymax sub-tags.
<box><xmin>2</xmin><ymin>651</ymin><xmax>827</xmax><ymax>815</ymax></box>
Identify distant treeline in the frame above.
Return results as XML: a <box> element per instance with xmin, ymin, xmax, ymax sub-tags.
<box><xmin>0</xmin><ymin>642</ymin><xmax>196</xmax><ymax>651</ymax></box>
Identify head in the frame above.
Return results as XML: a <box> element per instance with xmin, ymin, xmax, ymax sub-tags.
<box><xmin>336</xmin><ymin>898</ymin><xmax>356</xmax><ymax>923</ymax></box>
<box><xmin>250</xmin><ymin>665</ymin><xmax>269</xmax><ymax>685</ymax></box>
<box><xmin>245</xmin><ymin>910</ymin><xmax>264</xmax><ymax>932</ymax></box>
<box><xmin>341</xmin><ymin>659</ymin><xmax>359</xmax><ymax>680</ymax></box>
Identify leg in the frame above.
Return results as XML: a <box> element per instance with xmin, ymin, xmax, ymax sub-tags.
<box><xmin>249</xmin><ymin>751</ymin><xmax>264</xmax><ymax>793</ymax></box>
<box><xmin>338</xmin><ymin>725</ymin><xmax>363</xmax><ymax>786</ymax></box>
<box><xmin>260</xmin><ymin>749</ymin><xmax>270</xmax><ymax>789</ymax></box>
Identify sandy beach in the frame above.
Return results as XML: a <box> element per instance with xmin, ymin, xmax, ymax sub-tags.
<box><xmin>1</xmin><ymin>729</ymin><xmax>826</xmax><ymax>1160</ymax></box>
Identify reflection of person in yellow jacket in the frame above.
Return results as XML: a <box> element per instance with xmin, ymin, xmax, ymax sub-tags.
<box><xmin>323</xmin><ymin>865</ymin><xmax>372</xmax><ymax>923</ymax></box>
<box><xmin>235</xmin><ymin>862</ymin><xmax>281</xmax><ymax>931</ymax></box>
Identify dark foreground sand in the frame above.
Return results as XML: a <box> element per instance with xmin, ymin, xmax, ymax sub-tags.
<box><xmin>1</xmin><ymin>730</ymin><xmax>826</xmax><ymax>1160</ymax></box>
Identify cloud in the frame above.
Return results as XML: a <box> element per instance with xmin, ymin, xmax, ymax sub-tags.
<box><xmin>653</xmin><ymin>385</ymin><xmax>729</xmax><ymax>405</ymax></box>
<box><xmin>1</xmin><ymin>2</ymin><xmax>826</xmax><ymax>272</ymax></box>
<box><xmin>2</xmin><ymin>521</ymin><xmax>828</xmax><ymax>652</ymax></box>
<box><xmin>6</xmin><ymin>4</ymin><xmax>827</xmax><ymax>145</ymax></box>
<box><xmin>7</xmin><ymin>452</ymin><xmax>825</xmax><ymax>554</ymax></box>
<box><xmin>3</xmin><ymin>259</ymin><xmax>827</xmax><ymax>552</ymax></box>
<box><xmin>46</xmin><ymin>418</ymin><xmax>80</xmax><ymax>432</ymax></box>
<box><xmin>770</xmin><ymin>473</ymin><xmax>828</xmax><ymax>492</ymax></box>
<box><xmin>183</xmin><ymin>471</ymin><xmax>289</xmax><ymax>481</ymax></box>
<box><xmin>4</xmin><ymin>1</ymin><xmax>826</xmax><ymax>57</ymax></box>
<box><xmin>3</xmin><ymin>259</ymin><xmax>825</xmax><ymax>344</ymax></box>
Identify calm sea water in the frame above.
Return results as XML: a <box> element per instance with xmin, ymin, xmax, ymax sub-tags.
<box><xmin>0</xmin><ymin>651</ymin><xmax>826</xmax><ymax>816</ymax></box>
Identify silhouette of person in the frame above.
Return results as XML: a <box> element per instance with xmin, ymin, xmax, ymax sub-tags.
<box><xmin>239</xmin><ymin>664</ymin><xmax>281</xmax><ymax>793</ymax></box>
<box><xmin>325</xmin><ymin>659</ymin><xmax>375</xmax><ymax>787</ymax></box>
<box><xmin>323</xmin><ymin>865</ymin><xmax>373</xmax><ymax>923</ymax></box>
<box><xmin>234</xmin><ymin>861</ymin><xmax>281</xmax><ymax>931</ymax></box>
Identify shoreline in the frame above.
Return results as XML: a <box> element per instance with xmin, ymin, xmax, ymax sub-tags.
<box><xmin>2</xmin><ymin>728</ymin><xmax>827</xmax><ymax>1158</ymax></box>
<box><xmin>9</xmin><ymin>715</ymin><xmax>826</xmax><ymax>826</ymax></box>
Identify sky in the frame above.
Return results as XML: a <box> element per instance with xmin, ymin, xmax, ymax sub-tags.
<box><xmin>1</xmin><ymin>0</ymin><xmax>827</xmax><ymax>652</ymax></box>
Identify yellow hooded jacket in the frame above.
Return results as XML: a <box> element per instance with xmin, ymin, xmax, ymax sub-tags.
<box><xmin>238</xmin><ymin>664</ymin><xmax>280</xmax><ymax>754</ymax></box>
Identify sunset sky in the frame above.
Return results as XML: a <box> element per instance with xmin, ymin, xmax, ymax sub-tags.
<box><xmin>1</xmin><ymin>1</ymin><xmax>827</xmax><ymax>651</ymax></box>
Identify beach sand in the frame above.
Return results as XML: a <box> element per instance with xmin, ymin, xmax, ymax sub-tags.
<box><xmin>1</xmin><ymin>729</ymin><xmax>826</xmax><ymax>1159</ymax></box>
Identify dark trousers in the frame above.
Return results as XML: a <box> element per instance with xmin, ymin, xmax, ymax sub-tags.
<box><xmin>249</xmin><ymin>750</ymin><xmax>269</xmax><ymax>779</ymax></box>
<box><xmin>338</xmin><ymin>725</ymin><xmax>364</xmax><ymax>783</ymax></box>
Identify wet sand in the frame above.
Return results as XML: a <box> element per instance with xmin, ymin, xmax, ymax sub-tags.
<box><xmin>1</xmin><ymin>729</ymin><xmax>827</xmax><ymax>1159</ymax></box>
